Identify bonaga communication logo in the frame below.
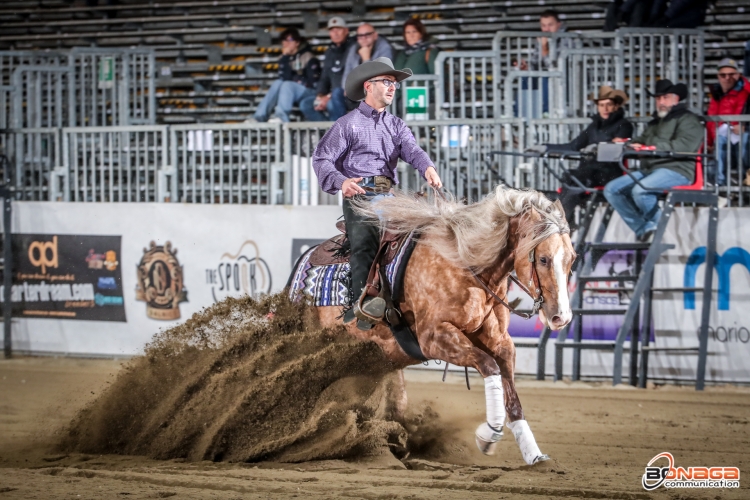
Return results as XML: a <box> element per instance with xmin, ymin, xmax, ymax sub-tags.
<box><xmin>642</xmin><ymin>452</ymin><xmax>740</xmax><ymax>490</ymax></box>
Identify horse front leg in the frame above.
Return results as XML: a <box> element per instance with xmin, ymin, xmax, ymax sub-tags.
<box><xmin>477</xmin><ymin>308</ymin><xmax>550</xmax><ymax>465</ymax></box>
<box><xmin>418</xmin><ymin>321</ymin><xmax>508</xmax><ymax>456</ymax></box>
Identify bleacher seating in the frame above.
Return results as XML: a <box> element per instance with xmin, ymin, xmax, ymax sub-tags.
<box><xmin>0</xmin><ymin>0</ymin><xmax>747</xmax><ymax>123</ymax></box>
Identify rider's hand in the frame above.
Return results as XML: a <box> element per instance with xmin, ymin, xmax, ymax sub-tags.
<box><xmin>425</xmin><ymin>167</ymin><xmax>442</xmax><ymax>189</ymax></box>
<box><xmin>628</xmin><ymin>142</ymin><xmax>644</xmax><ymax>150</ymax></box>
<box><xmin>612</xmin><ymin>137</ymin><xmax>629</xmax><ymax>144</ymax></box>
<box><xmin>341</xmin><ymin>177</ymin><xmax>366</xmax><ymax>198</ymax></box>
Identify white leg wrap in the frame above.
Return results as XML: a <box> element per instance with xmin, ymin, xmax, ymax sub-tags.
<box><xmin>484</xmin><ymin>375</ymin><xmax>505</xmax><ymax>429</ymax></box>
<box><xmin>506</xmin><ymin>419</ymin><xmax>549</xmax><ymax>465</ymax></box>
<box><xmin>474</xmin><ymin>375</ymin><xmax>505</xmax><ymax>455</ymax></box>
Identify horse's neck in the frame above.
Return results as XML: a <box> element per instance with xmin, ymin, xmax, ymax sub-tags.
<box><xmin>478</xmin><ymin>217</ymin><xmax>521</xmax><ymax>288</ymax></box>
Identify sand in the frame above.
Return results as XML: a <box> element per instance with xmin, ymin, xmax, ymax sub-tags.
<box><xmin>0</xmin><ymin>295</ymin><xmax>748</xmax><ymax>499</ymax></box>
<box><xmin>1</xmin><ymin>357</ymin><xmax>748</xmax><ymax>499</ymax></box>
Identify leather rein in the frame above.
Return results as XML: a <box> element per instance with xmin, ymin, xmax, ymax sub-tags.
<box><xmin>470</xmin><ymin>248</ymin><xmax>544</xmax><ymax>320</ymax></box>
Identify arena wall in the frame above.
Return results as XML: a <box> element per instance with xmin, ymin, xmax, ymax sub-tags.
<box><xmin>3</xmin><ymin>202</ymin><xmax>750</xmax><ymax>384</ymax></box>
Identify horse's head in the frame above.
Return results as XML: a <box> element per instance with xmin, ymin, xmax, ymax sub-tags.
<box><xmin>513</xmin><ymin>204</ymin><xmax>575</xmax><ymax>331</ymax></box>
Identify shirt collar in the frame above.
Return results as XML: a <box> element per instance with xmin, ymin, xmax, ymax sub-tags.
<box><xmin>357</xmin><ymin>101</ymin><xmax>387</xmax><ymax>118</ymax></box>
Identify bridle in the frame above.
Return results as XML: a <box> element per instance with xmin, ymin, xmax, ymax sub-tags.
<box><xmin>470</xmin><ymin>248</ymin><xmax>544</xmax><ymax>319</ymax></box>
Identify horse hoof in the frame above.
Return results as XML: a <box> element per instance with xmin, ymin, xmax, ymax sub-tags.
<box><xmin>532</xmin><ymin>454</ymin><xmax>550</xmax><ymax>464</ymax></box>
<box><xmin>475</xmin><ymin>436</ymin><xmax>499</xmax><ymax>456</ymax></box>
<box><xmin>475</xmin><ymin>423</ymin><xmax>503</xmax><ymax>455</ymax></box>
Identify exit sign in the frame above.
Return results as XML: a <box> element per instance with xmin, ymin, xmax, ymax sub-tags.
<box><xmin>405</xmin><ymin>86</ymin><xmax>428</xmax><ymax>120</ymax></box>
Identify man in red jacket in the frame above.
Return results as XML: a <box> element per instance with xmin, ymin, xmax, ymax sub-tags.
<box><xmin>707</xmin><ymin>58</ymin><xmax>750</xmax><ymax>185</ymax></box>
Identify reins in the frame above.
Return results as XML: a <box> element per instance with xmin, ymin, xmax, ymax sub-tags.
<box><xmin>471</xmin><ymin>248</ymin><xmax>544</xmax><ymax>319</ymax></box>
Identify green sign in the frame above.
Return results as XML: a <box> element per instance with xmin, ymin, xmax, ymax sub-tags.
<box><xmin>405</xmin><ymin>86</ymin><xmax>428</xmax><ymax>120</ymax></box>
<box><xmin>98</xmin><ymin>57</ymin><xmax>114</xmax><ymax>90</ymax></box>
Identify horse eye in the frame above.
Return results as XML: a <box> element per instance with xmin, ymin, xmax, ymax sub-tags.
<box><xmin>540</xmin><ymin>257</ymin><xmax>548</xmax><ymax>265</ymax></box>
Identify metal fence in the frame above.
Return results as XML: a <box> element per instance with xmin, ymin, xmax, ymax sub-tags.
<box><xmin>61</xmin><ymin>125</ymin><xmax>167</xmax><ymax>202</ymax></box>
<box><xmin>616</xmin><ymin>28</ymin><xmax>704</xmax><ymax>118</ymax></box>
<box><xmin>488</xmin><ymin>28</ymin><xmax>704</xmax><ymax>120</ymax></box>
<box><xmin>0</xmin><ymin>48</ymin><xmax>156</xmax><ymax>128</ymax></box>
<box><xmin>170</xmin><ymin>123</ymin><xmax>282</xmax><ymax>204</ymax></box>
<box><xmin>435</xmin><ymin>51</ymin><xmax>496</xmax><ymax>119</ymax></box>
<box><xmin>2</xmin><ymin>115</ymin><xmax>748</xmax><ymax>206</ymax></box>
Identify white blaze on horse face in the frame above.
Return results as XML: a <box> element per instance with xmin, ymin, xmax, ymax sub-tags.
<box><xmin>552</xmin><ymin>247</ymin><xmax>572</xmax><ymax>326</ymax></box>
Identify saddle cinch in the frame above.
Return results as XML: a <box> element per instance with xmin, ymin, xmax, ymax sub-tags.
<box><xmin>306</xmin><ymin>220</ymin><xmax>427</xmax><ymax>361</ymax></box>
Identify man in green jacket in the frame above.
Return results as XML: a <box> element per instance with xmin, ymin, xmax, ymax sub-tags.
<box><xmin>604</xmin><ymin>79</ymin><xmax>704</xmax><ymax>242</ymax></box>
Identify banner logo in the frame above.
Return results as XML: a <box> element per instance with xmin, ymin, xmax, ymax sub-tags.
<box><xmin>206</xmin><ymin>240</ymin><xmax>271</xmax><ymax>302</ymax></box>
<box><xmin>642</xmin><ymin>452</ymin><xmax>740</xmax><ymax>490</ymax></box>
<box><xmin>136</xmin><ymin>241</ymin><xmax>188</xmax><ymax>320</ymax></box>
<box><xmin>684</xmin><ymin>247</ymin><xmax>750</xmax><ymax>310</ymax></box>
<box><xmin>4</xmin><ymin>234</ymin><xmax>125</xmax><ymax>322</ymax></box>
<box><xmin>28</xmin><ymin>236</ymin><xmax>58</xmax><ymax>274</ymax></box>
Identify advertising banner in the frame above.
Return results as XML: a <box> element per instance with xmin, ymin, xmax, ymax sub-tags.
<box><xmin>6</xmin><ymin>234</ymin><xmax>125</xmax><ymax>322</ymax></box>
<box><xmin>3</xmin><ymin>202</ymin><xmax>749</xmax><ymax>384</ymax></box>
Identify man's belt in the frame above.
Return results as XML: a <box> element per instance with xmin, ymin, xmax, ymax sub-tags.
<box><xmin>357</xmin><ymin>175</ymin><xmax>393</xmax><ymax>194</ymax></box>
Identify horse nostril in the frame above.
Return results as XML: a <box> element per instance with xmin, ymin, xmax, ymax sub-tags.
<box><xmin>551</xmin><ymin>315</ymin><xmax>562</xmax><ymax>324</ymax></box>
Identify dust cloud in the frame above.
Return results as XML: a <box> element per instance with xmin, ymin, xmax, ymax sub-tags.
<box><xmin>61</xmin><ymin>294</ymin><xmax>434</xmax><ymax>463</ymax></box>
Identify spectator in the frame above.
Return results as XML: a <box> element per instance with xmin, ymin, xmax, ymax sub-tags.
<box><xmin>393</xmin><ymin>18</ymin><xmax>439</xmax><ymax>74</ymax></box>
<box><xmin>706</xmin><ymin>58</ymin><xmax>750</xmax><ymax>185</ymax></box>
<box><xmin>604</xmin><ymin>0</ymin><xmax>665</xmax><ymax>31</ymax></box>
<box><xmin>299</xmin><ymin>17</ymin><xmax>355</xmax><ymax>122</ymax></box>
<box><xmin>604</xmin><ymin>80</ymin><xmax>703</xmax><ymax>242</ymax></box>
<box><xmin>531</xmin><ymin>86</ymin><xmax>633</xmax><ymax>229</ymax></box>
<box><xmin>648</xmin><ymin>0</ymin><xmax>710</xmax><ymax>28</ymax></box>
<box><xmin>342</xmin><ymin>23</ymin><xmax>393</xmax><ymax>102</ymax></box>
<box><xmin>517</xmin><ymin>10</ymin><xmax>571</xmax><ymax>116</ymax></box>
<box><xmin>248</xmin><ymin>28</ymin><xmax>321</xmax><ymax>123</ymax></box>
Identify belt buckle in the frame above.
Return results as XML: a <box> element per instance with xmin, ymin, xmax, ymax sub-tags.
<box><xmin>374</xmin><ymin>176</ymin><xmax>391</xmax><ymax>193</ymax></box>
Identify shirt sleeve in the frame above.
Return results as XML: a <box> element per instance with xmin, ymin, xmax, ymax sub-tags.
<box><xmin>312</xmin><ymin>122</ymin><xmax>350</xmax><ymax>194</ymax></box>
<box><xmin>397</xmin><ymin>121</ymin><xmax>433</xmax><ymax>177</ymax></box>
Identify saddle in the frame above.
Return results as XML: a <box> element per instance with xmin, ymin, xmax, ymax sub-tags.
<box><xmin>307</xmin><ymin>220</ymin><xmax>411</xmax><ymax>301</ymax></box>
<box><xmin>306</xmin><ymin>220</ymin><xmax>427</xmax><ymax>361</ymax></box>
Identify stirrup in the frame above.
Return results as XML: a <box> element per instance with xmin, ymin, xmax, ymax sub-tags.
<box><xmin>353</xmin><ymin>296</ymin><xmax>386</xmax><ymax>324</ymax></box>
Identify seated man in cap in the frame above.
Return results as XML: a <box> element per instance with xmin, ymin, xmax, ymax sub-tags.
<box><xmin>312</xmin><ymin>57</ymin><xmax>442</xmax><ymax>329</ymax></box>
<box><xmin>528</xmin><ymin>85</ymin><xmax>633</xmax><ymax>229</ymax></box>
<box><xmin>604</xmin><ymin>79</ymin><xmax>704</xmax><ymax>242</ymax></box>
<box><xmin>706</xmin><ymin>57</ymin><xmax>750</xmax><ymax>185</ymax></box>
<box><xmin>299</xmin><ymin>17</ymin><xmax>355</xmax><ymax>122</ymax></box>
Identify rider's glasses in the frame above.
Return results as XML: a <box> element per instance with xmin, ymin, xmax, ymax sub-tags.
<box><xmin>368</xmin><ymin>79</ymin><xmax>400</xmax><ymax>90</ymax></box>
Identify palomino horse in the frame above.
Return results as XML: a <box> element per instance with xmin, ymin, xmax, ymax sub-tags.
<box><xmin>315</xmin><ymin>186</ymin><xmax>575</xmax><ymax>465</ymax></box>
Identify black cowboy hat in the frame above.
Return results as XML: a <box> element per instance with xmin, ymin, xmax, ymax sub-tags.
<box><xmin>344</xmin><ymin>57</ymin><xmax>412</xmax><ymax>101</ymax></box>
<box><xmin>646</xmin><ymin>79</ymin><xmax>688</xmax><ymax>101</ymax></box>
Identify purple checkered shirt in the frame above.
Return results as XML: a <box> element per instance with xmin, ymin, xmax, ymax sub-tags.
<box><xmin>312</xmin><ymin>101</ymin><xmax>434</xmax><ymax>194</ymax></box>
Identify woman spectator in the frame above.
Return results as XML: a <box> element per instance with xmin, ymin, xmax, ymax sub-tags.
<box><xmin>530</xmin><ymin>86</ymin><xmax>633</xmax><ymax>228</ymax></box>
<box><xmin>248</xmin><ymin>28</ymin><xmax>321</xmax><ymax>123</ymax></box>
<box><xmin>393</xmin><ymin>19</ymin><xmax>439</xmax><ymax>74</ymax></box>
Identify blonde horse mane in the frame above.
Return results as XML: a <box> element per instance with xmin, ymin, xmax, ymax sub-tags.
<box><xmin>353</xmin><ymin>186</ymin><xmax>569</xmax><ymax>272</ymax></box>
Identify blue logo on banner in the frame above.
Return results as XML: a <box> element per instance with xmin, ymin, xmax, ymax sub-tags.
<box><xmin>684</xmin><ymin>247</ymin><xmax>750</xmax><ymax>310</ymax></box>
<box><xmin>97</xmin><ymin>276</ymin><xmax>117</xmax><ymax>290</ymax></box>
<box><xmin>95</xmin><ymin>293</ymin><xmax>124</xmax><ymax>306</ymax></box>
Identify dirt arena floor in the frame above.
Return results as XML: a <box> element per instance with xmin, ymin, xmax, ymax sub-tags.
<box><xmin>0</xmin><ymin>357</ymin><xmax>748</xmax><ymax>500</ymax></box>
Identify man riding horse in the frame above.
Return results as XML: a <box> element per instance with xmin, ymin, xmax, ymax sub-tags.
<box><xmin>312</xmin><ymin>57</ymin><xmax>443</xmax><ymax>330</ymax></box>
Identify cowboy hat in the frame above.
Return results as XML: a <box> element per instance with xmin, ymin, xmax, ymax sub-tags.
<box><xmin>344</xmin><ymin>57</ymin><xmax>412</xmax><ymax>101</ymax></box>
<box><xmin>646</xmin><ymin>79</ymin><xmax>688</xmax><ymax>101</ymax></box>
<box><xmin>589</xmin><ymin>85</ymin><xmax>629</xmax><ymax>105</ymax></box>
